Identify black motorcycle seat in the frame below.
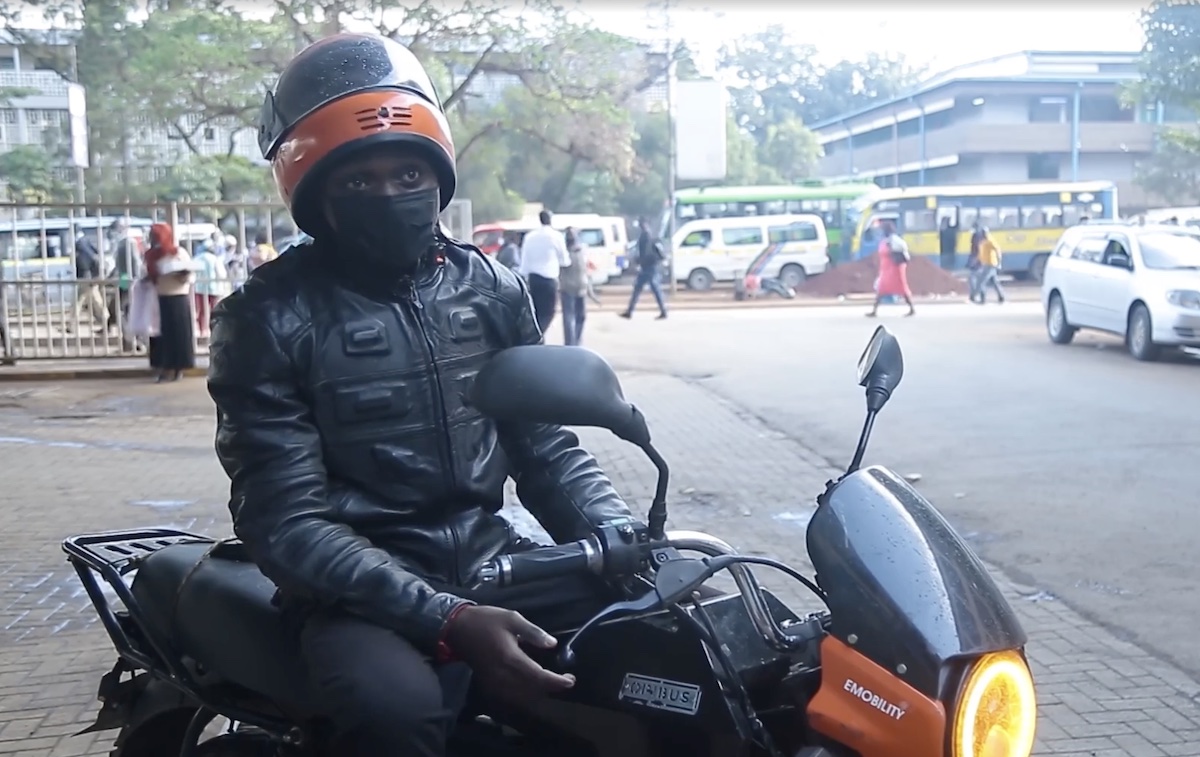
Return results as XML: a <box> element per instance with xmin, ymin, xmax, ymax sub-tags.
<box><xmin>131</xmin><ymin>541</ymin><xmax>311</xmax><ymax>710</ymax></box>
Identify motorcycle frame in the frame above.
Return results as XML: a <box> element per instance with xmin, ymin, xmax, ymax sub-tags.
<box><xmin>63</xmin><ymin>528</ymin><xmax>302</xmax><ymax>738</ymax></box>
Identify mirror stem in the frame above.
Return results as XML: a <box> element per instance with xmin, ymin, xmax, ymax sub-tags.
<box><xmin>846</xmin><ymin>409</ymin><xmax>878</xmax><ymax>475</ymax></box>
<box><xmin>642</xmin><ymin>443</ymin><xmax>671</xmax><ymax>539</ymax></box>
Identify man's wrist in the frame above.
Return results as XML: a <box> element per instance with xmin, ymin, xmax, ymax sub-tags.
<box><xmin>435</xmin><ymin>600</ymin><xmax>476</xmax><ymax>663</ymax></box>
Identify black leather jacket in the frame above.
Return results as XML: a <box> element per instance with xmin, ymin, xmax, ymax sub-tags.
<box><xmin>207</xmin><ymin>238</ymin><xmax>631</xmax><ymax>653</ymax></box>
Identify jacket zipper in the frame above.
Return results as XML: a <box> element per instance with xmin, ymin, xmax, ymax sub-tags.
<box><xmin>398</xmin><ymin>275</ymin><xmax>462</xmax><ymax>585</ymax></box>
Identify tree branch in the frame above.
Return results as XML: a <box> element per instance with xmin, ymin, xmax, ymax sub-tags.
<box><xmin>444</xmin><ymin>40</ymin><xmax>499</xmax><ymax>110</ymax></box>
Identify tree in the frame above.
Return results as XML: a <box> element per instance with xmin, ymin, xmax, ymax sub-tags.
<box><xmin>1138</xmin><ymin>0</ymin><xmax>1200</xmax><ymax>112</ymax></box>
<box><xmin>757</xmin><ymin>116</ymin><xmax>821</xmax><ymax>183</ymax></box>
<box><xmin>1132</xmin><ymin>1</ymin><xmax>1200</xmax><ymax>203</ymax></box>
<box><xmin>0</xmin><ymin>145</ymin><xmax>68</xmax><ymax>202</ymax></box>
<box><xmin>718</xmin><ymin>25</ymin><xmax>820</xmax><ymax>142</ymax></box>
<box><xmin>1137</xmin><ymin>128</ymin><xmax>1200</xmax><ymax>204</ymax></box>
<box><xmin>718</xmin><ymin>25</ymin><xmax>924</xmax><ymax>138</ymax></box>
<box><xmin>125</xmin><ymin>8</ymin><xmax>291</xmax><ymax>159</ymax></box>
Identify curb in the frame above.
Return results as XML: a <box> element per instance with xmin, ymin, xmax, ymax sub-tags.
<box><xmin>0</xmin><ymin>365</ymin><xmax>208</xmax><ymax>382</ymax></box>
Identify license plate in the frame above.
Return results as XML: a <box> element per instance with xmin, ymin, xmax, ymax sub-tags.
<box><xmin>617</xmin><ymin>673</ymin><xmax>702</xmax><ymax>716</ymax></box>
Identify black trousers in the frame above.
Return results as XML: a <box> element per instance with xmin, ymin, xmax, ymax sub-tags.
<box><xmin>526</xmin><ymin>274</ymin><xmax>558</xmax><ymax>334</ymax></box>
<box><xmin>292</xmin><ymin>573</ymin><xmax>616</xmax><ymax>757</ymax></box>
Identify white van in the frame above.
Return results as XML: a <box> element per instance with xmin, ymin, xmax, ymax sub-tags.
<box><xmin>671</xmin><ymin>214</ymin><xmax>829</xmax><ymax>291</ymax></box>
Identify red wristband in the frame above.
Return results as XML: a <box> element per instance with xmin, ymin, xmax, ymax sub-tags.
<box><xmin>435</xmin><ymin>602</ymin><xmax>473</xmax><ymax>664</ymax></box>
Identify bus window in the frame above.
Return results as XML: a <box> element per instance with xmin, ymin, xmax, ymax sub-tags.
<box><xmin>762</xmin><ymin>200</ymin><xmax>786</xmax><ymax>215</ymax></box>
<box><xmin>936</xmin><ymin>207</ymin><xmax>959</xmax><ymax>227</ymax></box>
<box><xmin>977</xmin><ymin>207</ymin><xmax>1000</xmax><ymax>230</ymax></box>
<box><xmin>1062</xmin><ymin>205</ymin><xmax>1087</xmax><ymax>226</ymax></box>
<box><xmin>997</xmin><ymin>207</ymin><xmax>1020</xmax><ymax>229</ymax></box>
<box><xmin>1022</xmin><ymin>206</ymin><xmax>1060</xmax><ymax>227</ymax></box>
<box><xmin>680</xmin><ymin>230</ymin><xmax>712</xmax><ymax>247</ymax></box>
<box><xmin>960</xmin><ymin>207</ymin><xmax>979</xmax><ymax>229</ymax></box>
<box><xmin>903</xmin><ymin>209</ymin><xmax>937</xmax><ymax>232</ymax></box>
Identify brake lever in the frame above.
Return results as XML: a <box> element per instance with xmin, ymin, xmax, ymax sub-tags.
<box><xmin>559</xmin><ymin>592</ymin><xmax>660</xmax><ymax>667</ymax></box>
<box><xmin>559</xmin><ymin>556</ymin><xmax>735</xmax><ymax>668</ymax></box>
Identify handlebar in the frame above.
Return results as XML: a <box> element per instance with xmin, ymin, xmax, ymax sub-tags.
<box><xmin>476</xmin><ymin>525</ymin><xmax>807</xmax><ymax>651</ymax></box>
<box><xmin>477</xmin><ymin>536</ymin><xmax>603</xmax><ymax>587</ymax></box>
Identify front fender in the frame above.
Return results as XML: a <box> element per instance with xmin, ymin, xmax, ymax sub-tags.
<box><xmin>806</xmin><ymin>465</ymin><xmax>1026</xmax><ymax>699</ymax></box>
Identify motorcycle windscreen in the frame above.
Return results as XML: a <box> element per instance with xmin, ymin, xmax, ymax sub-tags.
<box><xmin>806</xmin><ymin>465</ymin><xmax>1026</xmax><ymax>698</ymax></box>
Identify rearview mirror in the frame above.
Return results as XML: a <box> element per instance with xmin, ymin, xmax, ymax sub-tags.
<box><xmin>470</xmin><ymin>345</ymin><xmax>651</xmax><ymax>446</ymax></box>
<box><xmin>857</xmin><ymin>326</ymin><xmax>904</xmax><ymax>412</ymax></box>
<box><xmin>1108</xmin><ymin>253</ymin><xmax>1131</xmax><ymax>270</ymax></box>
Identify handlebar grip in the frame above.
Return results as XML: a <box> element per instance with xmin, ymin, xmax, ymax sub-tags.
<box><xmin>479</xmin><ymin>538</ymin><xmax>601</xmax><ymax>588</ymax></box>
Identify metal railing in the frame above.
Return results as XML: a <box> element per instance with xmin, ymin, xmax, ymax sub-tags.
<box><xmin>0</xmin><ymin>198</ymin><xmax>475</xmax><ymax>363</ymax></box>
<box><xmin>0</xmin><ymin>200</ymin><xmax>297</xmax><ymax>363</ymax></box>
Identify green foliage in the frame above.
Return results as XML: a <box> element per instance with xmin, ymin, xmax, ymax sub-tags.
<box><xmin>718</xmin><ymin>24</ymin><xmax>924</xmax><ymax>137</ymax></box>
<box><xmin>1138</xmin><ymin>0</ymin><xmax>1200</xmax><ymax>111</ymax></box>
<box><xmin>0</xmin><ymin>3</ymin><xmax>908</xmax><ymax>222</ymax></box>
<box><xmin>1138</xmin><ymin>128</ymin><xmax>1200</xmax><ymax>204</ymax></box>
<box><xmin>0</xmin><ymin>144</ymin><xmax>70</xmax><ymax>202</ymax></box>
<box><xmin>1134</xmin><ymin>1</ymin><xmax>1200</xmax><ymax>203</ymax></box>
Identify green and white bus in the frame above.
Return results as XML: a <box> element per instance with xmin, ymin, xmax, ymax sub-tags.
<box><xmin>663</xmin><ymin>182</ymin><xmax>880</xmax><ymax>261</ymax></box>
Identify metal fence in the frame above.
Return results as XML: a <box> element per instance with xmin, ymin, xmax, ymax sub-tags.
<box><xmin>0</xmin><ymin>201</ymin><xmax>298</xmax><ymax>363</ymax></box>
<box><xmin>0</xmin><ymin>198</ymin><xmax>475</xmax><ymax>363</ymax></box>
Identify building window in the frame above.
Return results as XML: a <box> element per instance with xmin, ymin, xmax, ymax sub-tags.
<box><xmin>204</xmin><ymin>127</ymin><xmax>216</xmax><ymax>140</ymax></box>
<box><xmin>1028</xmin><ymin>153</ymin><xmax>1060</xmax><ymax>180</ymax></box>
<box><xmin>1029</xmin><ymin>97</ymin><xmax>1067</xmax><ymax>123</ymax></box>
<box><xmin>0</xmin><ymin>57</ymin><xmax>15</xmax><ymax>71</ymax></box>
<box><xmin>1080</xmin><ymin>95</ymin><xmax>1132</xmax><ymax>123</ymax></box>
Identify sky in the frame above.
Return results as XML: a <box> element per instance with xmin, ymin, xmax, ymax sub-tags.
<box><xmin>576</xmin><ymin>3</ymin><xmax>1148</xmax><ymax>77</ymax></box>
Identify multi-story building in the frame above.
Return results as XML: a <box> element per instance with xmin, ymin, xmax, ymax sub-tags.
<box><xmin>809</xmin><ymin>51</ymin><xmax>1194</xmax><ymax>211</ymax></box>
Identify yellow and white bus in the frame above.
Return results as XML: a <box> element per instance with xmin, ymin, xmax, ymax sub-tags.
<box><xmin>849</xmin><ymin>181</ymin><xmax>1119</xmax><ymax>281</ymax></box>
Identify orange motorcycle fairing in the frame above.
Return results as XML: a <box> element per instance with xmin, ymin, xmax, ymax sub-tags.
<box><xmin>806</xmin><ymin>636</ymin><xmax>946</xmax><ymax>757</ymax></box>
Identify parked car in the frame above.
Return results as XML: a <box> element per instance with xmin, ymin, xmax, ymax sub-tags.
<box><xmin>1041</xmin><ymin>222</ymin><xmax>1200</xmax><ymax>361</ymax></box>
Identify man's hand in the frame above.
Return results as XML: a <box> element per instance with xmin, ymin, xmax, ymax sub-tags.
<box><xmin>445</xmin><ymin>605</ymin><xmax>576</xmax><ymax>701</ymax></box>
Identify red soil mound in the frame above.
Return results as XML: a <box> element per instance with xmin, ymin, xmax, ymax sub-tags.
<box><xmin>799</xmin><ymin>254</ymin><xmax>963</xmax><ymax>298</ymax></box>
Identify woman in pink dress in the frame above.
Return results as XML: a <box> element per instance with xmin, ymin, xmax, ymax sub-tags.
<box><xmin>866</xmin><ymin>219</ymin><xmax>916</xmax><ymax>317</ymax></box>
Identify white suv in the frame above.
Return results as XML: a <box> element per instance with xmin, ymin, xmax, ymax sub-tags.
<box><xmin>1041</xmin><ymin>223</ymin><xmax>1200</xmax><ymax>361</ymax></box>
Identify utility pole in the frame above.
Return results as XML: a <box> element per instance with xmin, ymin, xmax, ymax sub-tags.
<box><xmin>663</xmin><ymin>0</ymin><xmax>678</xmax><ymax>294</ymax></box>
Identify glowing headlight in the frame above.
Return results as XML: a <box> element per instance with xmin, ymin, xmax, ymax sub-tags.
<box><xmin>1167</xmin><ymin>290</ymin><xmax>1200</xmax><ymax>310</ymax></box>
<box><xmin>952</xmin><ymin>650</ymin><xmax>1037</xmax><ymax>757</ymax></box>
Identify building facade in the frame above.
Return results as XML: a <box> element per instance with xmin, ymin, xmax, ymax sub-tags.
<box><xmin>809</xmin><ymin>51</ymin><xmax>1193</xmax><ymax>212</ymax></box>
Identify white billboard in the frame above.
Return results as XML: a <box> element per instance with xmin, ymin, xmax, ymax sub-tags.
<box><xmin>674</xmin><ymin>79</ymin><xmax>728</xmax><ymax>182</ymax></box>
<box><xmin>67</xmin><ymin>83</ymin><xmax>89</xmax><ymax>169</ymax></box>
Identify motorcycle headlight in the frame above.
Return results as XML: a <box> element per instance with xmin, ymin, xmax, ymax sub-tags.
<box><xmin>951</xmin><ymin>650</ymin><xmax>1037</xmax><ymax>757</ymax></box>
<box><xmin>1166</xmin><ymin>290</ymin><xmax>1200</xmax><ymax>310</ymax></box>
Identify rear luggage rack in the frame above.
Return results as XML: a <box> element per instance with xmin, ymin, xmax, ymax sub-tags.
<box><xmin>64</xmin><ymin>528</ymin><xmax>214</xmax><ymax>574</ymax></box>
<box><xmin>62</xmin><ymin>528</ymin><xmax>216</xmax><ymax>679</ymax></box>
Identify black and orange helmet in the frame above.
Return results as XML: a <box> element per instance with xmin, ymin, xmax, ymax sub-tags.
<box><xmin>257</xmin><ymin>33</ymin><xmax>457</xmax><ymax>234</ymax></box>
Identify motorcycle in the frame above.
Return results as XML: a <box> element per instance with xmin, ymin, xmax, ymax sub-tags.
<box><xmin>63</xmin><ymin>325</ymin><xmax>1037</xmax><ymax>757</ymax></box>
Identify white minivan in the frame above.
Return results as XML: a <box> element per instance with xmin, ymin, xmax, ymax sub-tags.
<box><xmin>670</xmin><ymin>214</ymin><xmax>829</xmax><ymax>291</ymax></box>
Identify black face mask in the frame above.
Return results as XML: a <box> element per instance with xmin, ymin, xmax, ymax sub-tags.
<box><xmin>326</xmin><ymin>188</ymin><xmax>441</xmax><ymax>278</ymax></box>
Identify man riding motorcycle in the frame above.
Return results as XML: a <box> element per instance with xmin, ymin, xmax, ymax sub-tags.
<box><xmin>206</xmin><ymin>33</ymin><xmax>633</xmax><ymax>757</ymax></box>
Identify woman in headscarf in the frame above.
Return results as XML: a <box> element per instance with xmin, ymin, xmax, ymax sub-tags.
<box><xmin>143</xmin><ymin>223</ymin><xmax>196</xmax><ymax>382</ymax></box>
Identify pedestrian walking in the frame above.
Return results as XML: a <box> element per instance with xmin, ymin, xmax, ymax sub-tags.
<box><xmin>865</xmin><ymin>219</ymin><xmax>915</xmax><ymax>318</ymax></box>
<box><xmin>559</xmin><ymin>227</ymin><xmax>589</xmax><ymax>346</ymax></box>
<box><xmin>971</xmin><ymin>227</ymin><xmax>1006</xmax><ymax>305</ymax></box>
<box><xmin>620</xmin><ymin>216</ymin><xmax>668</xmax><ymax>320</ymax></box>
<box><xmin>518</xmin><ymin>210</ymin><xmax>568</xmax><ymax>333</ymax></box>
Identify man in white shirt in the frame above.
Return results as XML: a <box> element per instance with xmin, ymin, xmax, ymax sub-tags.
<box><xmin>518</xmin><ymin>209</ymin><xmax>570</xmax><ymax>333</ymax></box>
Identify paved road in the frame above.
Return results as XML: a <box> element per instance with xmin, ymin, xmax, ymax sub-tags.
<box><xmin>1</xmin><ymin>301</ymin><xmax>1199</xmax><ymax>755</ymax></box>
<box><xmin>590</xmin><ymin>301</ymin><xmax>1200</xmax><ymax>679</ymax></box>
